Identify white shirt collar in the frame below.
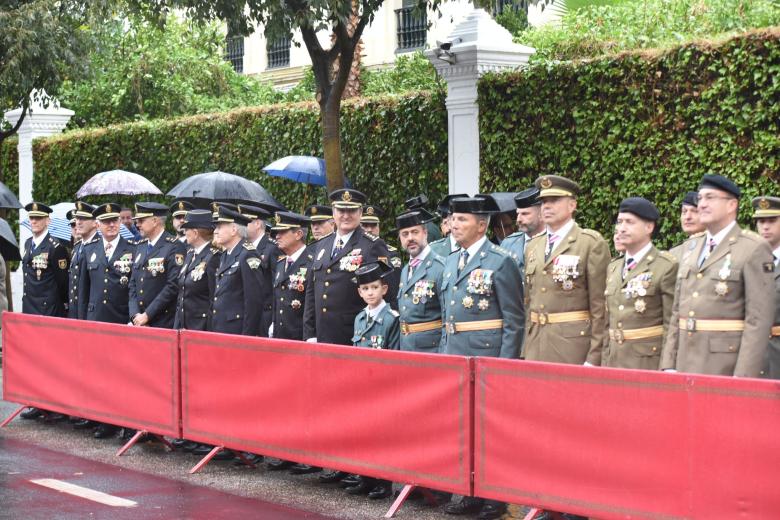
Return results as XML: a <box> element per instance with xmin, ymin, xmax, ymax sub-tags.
<box><xmin>705</xmin><ymin>220</ymin><xmax>737</xmax><ymax>247</ymax></box>
<box><xmin>149</xmin><ymin>230</ymin><xmax>165</xmax><ymax>247</ymax></box>
<box><xmin>287</xmin><ymin>244</ymin><xmax>306</xmax><ymax>263</ymax></box>
<box><xmin>193</xmin><ymin>242</ymin><xmax>209</xmax><ymax>255</ymax></box>
<box><xmin>412</xmin><ymin>245</ymin><xmax>431</xmax><ymax>263</ymax></box>
<box><xmin>365</xmin><ymin>300</ymin><xmax>387</xmax><ymax>320</ymax></box>
<box><xmin>625</xmin><ymin>241</ymin><xmax>653</xmax><ymax>265</ymax></box>
<box><xmin>334</xmin><ymin>230</ymin><xmax>354</xmax><ymax>249</ymax></box>
<box><xmin>252</xmin><ymin>231</ymin><xmax>266</xmax><ymax>249</ymax></box>
<box><xmin>449</xmin><ymin>235</ymin><xmax>459</xmax><ymax>252</ymax></box>
<box><xmin>773</xmin><ymin>245</ymin><xmax>780</xmax><ymax>265</ymax></box>
<box><xmin>32</xmin><ymin>232</ymin><xmax>47</xmax><ymax>248</ymax></box>
<box><xmin>462</xmin><ymin>236</ymin><xmax>488</xmax><ymax>264</ymax></box>
<box><xmin>82</xmin><ymin>231</ymin><xmax>97</xmax><ymax>244</ymax></box>
<box><xmin>546</xmin><ymin>219</ymin><xmax>575</xmax><ymax>244</ymax></box>
<box><xmin>103</xmin><ymin>235</ymin><xmax>120</xmax><ymax>252</ymax></box>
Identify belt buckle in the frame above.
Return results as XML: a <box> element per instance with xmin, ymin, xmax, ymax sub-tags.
<box><xmin>614</xmin><ymin>329</ymin><xmax>624</xmax><ymax>343</ymax></box>
<box><xmin>446</xmin><ymin>322</ymin><xmax>456</xmax><ymax>335</ymax></box>
<box><xmin>538</xmin><ymin>313</ymin><xmax>548</xmax><ymax>325</ymax></box>
<box><xmin>686</xmin><ymin>318</ymin><xmax>696</xmax><ymax>332</ymax></box>
<box><xmin>400</xmin><ymin>323</ymin><xmax>410</xmax><ymax>335</ymax></box>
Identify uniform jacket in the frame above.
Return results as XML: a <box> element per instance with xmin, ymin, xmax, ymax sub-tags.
<box><xmin>523</xmin><ymin>223</ymin><xmax>610</xmax><ymax>365</ymax></box>
<box><xmin>766</xmin><ymin>261</ymin><xmax>780</xmax><ymax>378</ymax></box>
<box><xmin>602</xmin><ymin>246</ymin><xmax>678</xmax><ymax>370</ymax></box>
<box><xmin>22</xmin><ymin>232</ymin><xmax>69</xmax><ymax>317</ymax></box>
<box><xmin>397</xmin><ymin>251</ymin><xmax>446</xmax><ymax>352</ymax></box>
<box><xmin>500</xmin><ymin>231</ymin><xmax>527</xmax><ymax>276</ymax></box>
<box><xmin>77</xmin><ymin>236</ymin><xmax>135</xmax><ymax>324</ymax></box>
<box><xmin>128</xmin><ymin>231</ymin><xmax>186</xmax><ymax>328</ymax></box>
<box><xmin>67</xmin><ymin>239</ymin><xmax>85</xmax><ymax>318</ymax></box>
<box><xmin>440</xmin><ymin>239</ymin><xmax>524</xmax><ymax>359</ymax></box>
<box><xmin>210</xmin><ymin>242</ymin><xmax>264</xmax><ymax>336</ymax></box>
<box><xmin>272</xmin><ymin>247</ymin><xmax>313</xmax><ymax>340</ymax></box>
<box><xmin>668</xmin><ymin>242</ymin><xmax>685</xmax><ymax>263</ymax></box>
<box><xmin>429</xmin><ymin>235</ymin><xmax>457</xmax><ymax>259</ymax></box>
<box><xmin>255</xmin><ymin>233</ymin><xmax>277</xmax><ymax>334</ymax></box>
<box><xmin>661</xmin><ymin>225</ymin><xmax>776</xmax><ymax>377</ymax></box>
<box><xmin>174</xmin><ymin>245</ymin><xmax>219</xmax><ymax>331</ymax></box>
<box><xmin>352</xmin><ymin>303</ymin><xmax>401</xmax><ymax>350</ymax></box>
<box><xmin>303</xmin><ymin>228</ymin><xmax>393</xmax><ymax>345</ymax></box>
<box><xmin>385</xmin><ymin>244</ymin><xmax>403</xmax><ymax>309</ymax></box>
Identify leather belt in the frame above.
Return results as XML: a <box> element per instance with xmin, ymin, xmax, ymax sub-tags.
<box><xmin>679</xmin><ymin>318</ymin><xmax>745</xmax><ymax>332</ymax></box>
<box><xmin>400</xmin><ymin>320</ymin><xmax>442</xmax><ymax>335</ymax></box>
<box><xmin>772</xmin><ymin>325</ymin><xmax>780</xmax><ymax>337</ymax></box>
<box><xmin>530</xmin><ymin>310</ymin><xmax>590</xmax><ymax>325</ymax></box>
<box><xmin>609</xmin><ymin>325</ymin><xmax>664</xmax><ymax>343</ymax></box>
<box><xmin>445</xmin><ymin>319</ymin><xmax>503</xmax><ymax>335</ymax></box>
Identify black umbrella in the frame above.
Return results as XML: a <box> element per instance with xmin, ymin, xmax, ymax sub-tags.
<box><xmin>0</xmin><ymin>217</ymin><xmax>21</xmax><ymax>261</ymax></box>
<box><xmin>166</xmin><ymin>171</ymin><xmax>286</xmax><ymax>210</ymax></box>
<box><xmin>0</xmin><ymin>181</ymin><xmax>22</xmax><ymax>209</ymax></box>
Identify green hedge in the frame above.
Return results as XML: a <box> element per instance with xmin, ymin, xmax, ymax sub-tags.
<box><xmin>25</xmin><ymin>92</ymin><xmax>449</xmax><ymax>239</ymax></box>
<box><xmin>480</xmin><ymin>29</ymin><xmax>780</xmax><ymax>248</ymax></box>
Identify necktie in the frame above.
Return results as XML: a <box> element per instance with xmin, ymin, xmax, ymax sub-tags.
<box><xmin>699</xmin><ymin>238</ymin><xmax>716</xmax><ymax>267</ymax></box>
<box><xmin>622</xmin><ymin>257</ymin><xmax>636</xmax><ymax>279</ymax></box>
<box><xmin>545</xmin><ymin>233</ymin><xmax>559</xmax><ymax>261</ymax></box>
<box><xmin>105</xmin><ymin>242</ymin><xmax>113</xmax><ymax>259</ymax></box>
<box><xmin>458</xmin><ymin>250</ymin><xmax>469</xmax><ymax>274</ymax></box>
<box><xmin>146</xmin><ymin>242</ymin><xmax>153</xmax><ymax>256</ymax></box>
<box><xmin>408</xmin><ymin>257</ymin><xmax>422</xmax><ymax>281</ymax></box>
<box><xmin>285</xmin><ymin>257</ymin><xmax>293</xmax><ymax>273</ymax></box>
<box><xmin>332</xmin><ymin>238</ymin><xmax>343</xmax><ymax>259</ymax></box>
<box><xmin>774</xmin><ymin>254</ymin><xmax>779</xmax><ymax>268</ymax></box>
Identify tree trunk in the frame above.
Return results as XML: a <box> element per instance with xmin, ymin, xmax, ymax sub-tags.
<box><xmin>321</xmin><ymin>96</ymin><xmax>344</xmax><ymax>192</ymax></box>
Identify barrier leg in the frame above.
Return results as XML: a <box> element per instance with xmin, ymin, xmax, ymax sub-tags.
<box><xmin>233</xmin><ymin>451</ymin><xmax>257</xmax><ymax>469</ymax></box>
<box><xmin>189</xmin><ymin>446</ymin><xmax>226</xmax><ymax>474</ymax></box>
<box><xmin>384</xmin><ymin>484</ymin><xmax>415</xmax><ymax>518</ymax></box>
<box><xmin>523</xmin><ymin>509</ymin><xmax>566</xmax><ymax>520</ymax></box>
<box><xmin>0</xmin><ymin>405</ymin><xmax>26</xmax><ymax>427</ymax></box>
<box><xmin>151</xmin><ymin>434</ymin><xmax>175</xmax><ymax>452</ymax></box>
<box><xmin>116</xmin><ymin>430</ymin><xmax>149</xmax><ymax>457</ymax></box>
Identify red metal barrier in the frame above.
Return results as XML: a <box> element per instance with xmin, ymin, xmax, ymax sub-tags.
<box><xmin>474</xmin><ymin>358</ymin><xmax>780</xmax><ymax>520</ymax></box>
<box><xmin>180</xmin><ymin>330</ymin><xmax>472</xmax><ymax>495</ymax></box>
<box><xmin>2</xmin><ymin>312</ymin><xmax>180</xmax><ymax>438</ymax></box>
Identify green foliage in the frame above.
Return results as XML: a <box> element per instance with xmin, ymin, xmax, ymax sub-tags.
<box><xmin>494</xmin><ymin>6</ymin><xmax>529</xmax><ymax>35</ymax></box>
<box><xmin>361</xmin><ymin>52</ymin><xmax>443</xmax><ymax>96</ymax></box>
<box><xmin>518</xmin><ymin>0</ymin><xmax>780</xmax><ymax>61</ymax></box>
<box><xmin>479</xmin><ymin>29</ymin><xmax>780</xmax><ymax>249</ymax></box>
<box><xmin>59</xmin><ymin>14</ymin><xmax>284</xmax><ymax>128</ymax></box>
<box><xmin>25</xmin><ymin>92</ymin><xmax>449</xmax><ymax>240</ymax></box>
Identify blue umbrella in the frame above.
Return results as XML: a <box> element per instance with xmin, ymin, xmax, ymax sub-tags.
<box><xmin>263</xmin><ymin>156</ymin><xmax>351</xmax><ymax>187</ymax></box>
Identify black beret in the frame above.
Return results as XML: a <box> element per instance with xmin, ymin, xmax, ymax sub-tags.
<box><xmin>618</xmin><ymin>197</ymin><xmax>660</xmax><ymax>222</ymax></box>
<box><xmin>698</xmin><ymin>174</ymin><xmax>741</xmax><ymax>199</ymax></box>
<box><xmin>681</xmin><ymin>191</ymin><xmax>699</xmax><ymax>207</ymax></box>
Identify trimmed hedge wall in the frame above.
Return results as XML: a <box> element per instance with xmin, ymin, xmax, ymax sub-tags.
<box><xmin>480</xmin><ymin>29</ymin><xmax>780</xmax><ymax>248</ymax></box>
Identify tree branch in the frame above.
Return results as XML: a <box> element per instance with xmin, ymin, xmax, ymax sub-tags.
<box><xmin>0</xmin><ymin>102</ymin><xmax>28</xmax><ymax>140</ymax></box>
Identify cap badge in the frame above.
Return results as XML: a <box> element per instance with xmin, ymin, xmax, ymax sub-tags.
<box><xmin>178</xmin><ymin>202</ymin><xmax>185</xmax><ymax>211</ymax></box>
<box><xmin>759</xmin><ymin>198</ymin><xmax>770</xmax><ymax>210</ymax></box>
<box><xmin>211</xmin><ymin>202</ymin><xmax>218</xmax><ymax>211</ymax></box>
<box><xmin>540</xmin><ymin>177</ymin><xmax>552</xmax><ymax>189</ymax></box>
<box><xmin>107</xmin><ymin>204</ymin><xmax>113</xmax><ymax>213</ymax></box>
<box><xmin>311</xmin><ymin>207</ymin><xmax>318</xmax><ymax>215</ymax></box>
<box><xmin>366</xmin><ymin>206</ymin><xmax>374</xmax><ymax>215</ymax></box>
<box><xmin>32</xmin><ymin>203</ymin><xmax>38</xmax><ymax>211</ymax></box>
<box><xmin>275</xmin><ymin>214</ymin><xmax>282</xmax><ymax>224</ymax></box>
<box><xmin>342</xmin><ymin>191</ymin><xmax>352</xmax><ymax>202</ymax></box>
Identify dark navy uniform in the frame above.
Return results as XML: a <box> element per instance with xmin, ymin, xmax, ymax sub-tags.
<box><xmin>78</xmin><ymin>236</ymin><xmax>135</xmax><ymax>324</ymax></box>
<box><xmin>128</xmin><ymin>231</ymin><xmax>186</xmax><ymax>328</ymax></box>
<box><xmin>272</xmin><ymin>248</ymin><xmax>312</xmax><ymax>340</ymax></box>
<box><xmin>67</xmin><ymin>239</ymin><xmax>85</xmax><ymax>318</ymax></box>
<box><xmin>211</xmin><ymin>242</ymin><xmax>265</xmax><ymax>335</ymax></box>
<box><xmin>22</xmin><ymin>232</ymin><xmax>69</xmax><ymax>317</ymax></box>
<box><xmin>174</xmin><ymin>245</ymin><xmax>219</xmax><ymax>331</ymax></box>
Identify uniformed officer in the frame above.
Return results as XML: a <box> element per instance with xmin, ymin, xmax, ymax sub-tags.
<box><xmin>500</xmin><ymin>188</ymin><xmax>540</xmax><ymax>274</ymax></box>
<box><xmin>661</xmin><ymin>175</ymin><xmax>775</xmax><ymax>377</ymax></box>
<box><xmin>752</xmin><ymin>196</ymin><xmax>780</xmax><ymax>378</ymax></box>
<box><xmin>174</xmin><ymin>210</ymin><xmax>219</xmax><ymax>331</ymax></box>
<box><xmin>352</xmin><ymin>262</ymin><xmax>400</xmax><ymax>350</ymax></box>
<box><xmin>128</xmin><ymin>202</ymin><xmax>186</xmax><ymax>328</ymax></box>
<box><xmin>523</xmin><ymin>175</ymin><xmax>610</xmax><ymax>368</ymax></box>
<box><xmin>669</xmin><ymin>191</ymin><xmax>704</xmax><ymax>261</ymax></box>
<box><xmin>440</xmin><ymin>195</ymin><xmax>523</xmax><ymax>520</ymax></box>
<box><xmin>270</xmin><ymin>211</ymin><xmax>311</xmax><ymax>340</ymax></box>
<box><xmin>170</xmin><ymin>199</ymin><xmax>194</xmax><ymax>243</ymax></box>
<box><xmin>303</xmin><ymin>189</ymin><xmax>395</xmax><ymax>346</ymax></box>
<box><xmin>360</xmin><ymin>204</ymin><xmax>402</xmax><ymax>267</ymax></box>
<box><xmin>67</xmin><ymin>201</ymin><xmax>97</xmax><ymax>318</ymax></box>
<box><xmin>305</xmin><ymin>204</ymin><xmax>335</xmax><ymax>241</ymax></box>
<box><xmin>209</xmin><ymin>204</ymin><xmax>265</xmax><ymax>336</ymax></box>
<box><xmin>603</xmin><ymin>198</ymin><xmax>678</xmax><ymax>370</ymax></box>
<box><xmin>239</xmin><ymin>203</ymin><xmax>276</xmax><ymax>336</ymax></box>
<box><xmin>18</xmin><ymin>202</ymin><xmax>70</xmax><ymax>421</ymax></box>
<box><xmin>396</xmin><ymin>210</ymin><xmax>446</xmax><ymax>353</ymax></box>
<box><xmin>404</xmin><ymin>194</ymin><xmax>443</xmax><ymax>243</ymax></box>
<box><xmin>430</xmin><ymin>193</ymin><xmax>467</xmax><ymax>258</ymax></box>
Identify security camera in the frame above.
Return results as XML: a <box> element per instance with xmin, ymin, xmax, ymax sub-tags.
<box><xmin>434</xmin><ymin>38</ymin><xmax>462</xmax><ymax>65</ymax></box>
<box><xmin>436</xmin><ymin>38</ymin><xmax>462</xmax><ymax>51</ymax></box>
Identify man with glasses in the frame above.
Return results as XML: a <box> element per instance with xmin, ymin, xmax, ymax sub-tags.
<box><xmin>661</xmin><ymin>174</ymin><xmax>775</xmax><ymax>377</ymax></box>
<box><xmin>67</xmin><ymin>202</ymin><xmax>97</xmax><ymax>318</ymax></box>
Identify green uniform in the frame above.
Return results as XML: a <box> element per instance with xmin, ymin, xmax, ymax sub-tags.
<box><xmin>397</xmin><ymin>250</ymin><xmax>446</xmax><ymax>353</ymax></box>
<box><xmin>430</xmin><ymin>235</ymin><xmax>457</xmax><ymax>259</ymax></box>
<box><xmin>499</xmin><ymin>231</ymin><xmax>526</xmax><ymax>276</ymax></box>
<box><xmin>352</xmin><ymin>303</ymin><xmax>400</xmax><ymax>349</ymax></box>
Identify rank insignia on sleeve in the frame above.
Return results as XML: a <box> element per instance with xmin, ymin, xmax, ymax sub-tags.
<box><xmin>175</xmin><ymin>254</ymin><xmax>184</xmax><ymax>266</ymax></box>
<box><xmin>247</xmin><ymin>258</ymin><xmax>261</xmax><ymax>270</ymax></box>
<box><xmin>764</xmin><ymin>262</ymin><xmax>775</xmax><ymax>273</ymax></box>
<box><xmin>58</xmin><ymin>259</ymin><xmax>67</xmax><ymax>269</ymax></box>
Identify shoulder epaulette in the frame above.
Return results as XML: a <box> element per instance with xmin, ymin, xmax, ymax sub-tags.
<box><xmin>277</xmin><ymin>254</ymin><xmax>286</xmax><ymax>262</ymax></box>
<box><xmin>364</xmin><ymin>231</ymin><xmax>379</xmax><ymax>242</ymax></box>
<box><xmin>656</xmin><ymin>250</ymin><xmax>677</xmax><ymax>263</ymax></box>
<box><xmin>387</xmin><ymin>244</ymin><xmax>398</xmax><ymax>251</ymax></box>
<box><xmin>609</xmin><ymin>256</ymin><xmax>624</xmax><ymax>266</ymax></box>
<box><xmin>740</xmin><ymin>229</ymin><xmax>763</xmax><ymax>241</ymax></box>
<box><xmin>529</xmin><ymin>231</ymin><xmax>546</xmax><ymax>241</ymax></box>
<box><xmin>490</xmin><ymin>244</ymin><xmax>510</xmax><ymax>256</ymax></box>
<box><xmin>581</xmin><ymin>228</ymin><xmax>605</xmax><ymax>241</ymax></box>
<box><xmin>389</xmin><ymin>309</ymin><xmax>399</xmax><ymax>318</ymax></box>
<box><xmin>310</xmin><ymin>231</ymin><xmax>334</xmax><ymax>245</ymax></box>
<box><xmin>505</xmin><ymin>231</ymin><xmax>524</xmax><ymax>240</ymax></box>
<box><xmin>210</xmin><ymin>247</ymin><xmax>221</xmax><ymax>254</ymax></box>
<box><xmin>165</xmin><ymin>236</ymin><xmax>177</xmax><ymax>243</ymax></box>
<box><xmin>48</xmin><ymin>237</ymin><xmax>61</xmax><ymax>247</ymax></box>
<box><xmin>242</xmin><ymin>242</ymin><xmax>256</xmax><ymax>251</ymax></box>
<box><xmin>86</xmin><ymin>236</ymin><xmax>101</xmax><ymax>245</ymax></box>
<box><xmin>689</xmin><ymin>231</ymin><xmax>705</xmax><ymax>239</ymax></box>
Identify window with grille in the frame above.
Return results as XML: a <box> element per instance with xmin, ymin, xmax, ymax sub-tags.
<box><xmin>225</xmin><ymin>35</ymin><xmax>244</xmax><ymax>73</ymax></box>
<box><xmin>395</xmin><ymin>4</ymin><xmax>427</xmax><ymax>52</ymax></box>
<box><xmin>267</xmin><ymin>36</ymin><xmax>291</xmax><ymax>69</ymax></box>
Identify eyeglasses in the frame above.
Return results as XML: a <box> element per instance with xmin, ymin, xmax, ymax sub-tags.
<box><xmin>697</xmin><ymin>194</ymin><xmax>735</xmax><ymax>203</ymax></box>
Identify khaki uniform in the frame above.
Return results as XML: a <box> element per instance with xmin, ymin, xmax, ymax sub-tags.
<box><xmin>765</xmin><ymin>263</ymin><xmax>780</xmax><ymax>377</ymax></box>
<box><xmin>661</xmin><ymin>225</ymin><xmax>776</xmax><ymax>377</ymax></box>
<box><xmin>668</xmin><ymin>242</ymin><xmax>685</xmax><ymax>263</ymax></box>
<box><xmin>602</xmin><ymin>247</ymin><xmax>678</xmax><ymax>370</ymax></box>
<box><xmin>524</xmin><ymin>223</ymin><xmax>610</xmax><ymax>365</ymax></box>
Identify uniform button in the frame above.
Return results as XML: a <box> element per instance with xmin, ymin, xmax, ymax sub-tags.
<box><xmin>214</xmin><ymin>297</ymin><xmax>217</xmax><ymax>301</ymax></box>
<box><xmin>696</xmin><ymin>273</ymin><xmax>703</xmax><ymax>279</ymax></box>
<box><xmin>542</xmin><ymin>270</ymin><xmax>547</xmax><ymax>275</ymax></box>
<box><xmin>236</xmin><ymin>314</ymin><xmax>240</xmax><ymax>319</ymax></box>
<box><xmin>402</xmin><ymin>306</ymin><xmax>406</xmax><ymax>311</ymax></box>
<box><xmin>617</xmin><ymin>322</ymin><xmax>622</xmax><ymax>328</ymax></box>
<box><xmin>213</xmin><ymin>310</ymin><xmax>216</xmax><ymax>314</ymax></box>
<box><xmin>323</xmin><ymin>294</ymin><xmax>328</xmax><ymax>299</ymax></box>
<box><xmin>281</xmin><ymin>297</ymin><xmax>285</xmax><ymax>301</ymax></box>
<box><xmin>103</xmin><ymin>289</ymin><xmax>107</xmax><ymax>293</ymax></box>
<box><xmin>103</xmin><ymin>300</ymin><xmax>107</xmax><ymax>304</ymax></box>
<box><xmin>728</xmin><ymin>346</ymin><xmax>735</xmax><ymax>351</ymax></box>
<box><xmin>580</xmin><ymin>331</ymin><xmax>585</xmax><ymax>336</ymax></box>
<box><xmin>326</xmin><ymin>269</ymin><xmax>331</xmax><ymax>274</ymax></box>
<box><xmin>140</xmin><ymin>290</ymin><xmax>143</xmax><ymax>294</ymax></box>
<box><xmin>453</xmin><ymin>286</ymin><xmax>457</xmax><ymax>291</ymax></box>
<box><xmin>692</xmin><ymin>291</ymin><xmax>699</xmax><ymax>298</ymax></box>
<box><xmin>322</xmin><ymin>308</ymin><xmax>327</xmax><ymax>313</ymax></box>
<box><xmin>104</xmin><ymin>278</ymin><xmax>108</xmax><ymax>283</ymax></box>
<box><xmin>202</xmin><ymin>313</ymin><xmax>206</xmax><ymax>317</ymax></box>
<box><xmin>280</xmin><ymin>310</ymin><xmax>283</xmax><ymax>314</ymax></box>
<box><xmin>325</xmin><ymin>282</ymin><xmax>330</xmax><ymax>287</ymax></box>
<box><xmin>361</xmin><ymin>337</ymin><xmax>366</xmax><ymax>341</ymax></box>
<box><xmin>618</xmin><ymin>305</ymin><xmax>624</xmax><ymax>311</ymax></box>
<box><xmin>450</xmin><ymin>300</ymin><xmax>455</xmax><ymax>305</ymax></box>
<box><xmin>652</xmin><ymin>347</ymin><xmax>657</xmax><ymax>352</ymax></box>
<box><xmin>216</xmin><ymin>284</ymin><xmax>220</xmax><ymax>289</ymax></box>
<box><xmin>540</xmin><ymin>304</ymin><xmax>545</xmax><ymax>309</ymax></box>
<box><xmin>688</xmin><ymin>311</ymin><xmax>695</xmax><ymax>317</ymax></box>
<box><xmin>541</xmin><ymin>288</ymin><xmax>546</xmax><ymax>293</ymax></box>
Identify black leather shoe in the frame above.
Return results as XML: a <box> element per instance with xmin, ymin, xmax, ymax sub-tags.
<box><xmin>267</xmin><ymin>458</ymin><xmax>294</xmax><ymax>470</ymax></box>
<box><xmin>43</xmin><ymin>412</ymin><xmax>67</xmax><ymax>423</ymax></box>
<box><xmin>444</xmin><ymin>497</ymin><xmax>484</xmax><ymax>515</ymax></box>
<box><xmin>561</xmin><ymin>514</ymin><xmax>588</xmax><ymax>520</ymax></box>
<box><xmin>476</xmin><ymin>501</ymin><xmax>507</xmax><ymax>520</ymax></box>
<box><xmin>68</xmin><ymin>416</ymin><xmax>81</xmax><ymax>424</ymax></box>
<box><xmin>170</xmin><ymin>438</ymin><xmax>188</xmax><ymax>449</ymax></box>
<box><xmin>20</xmin><ymin>408</ymin><xmax>44</xmax><ymax>420</ymax></box>
<box><xmin>212</xmin><ymin>449</ymin><xmax>235</xmax><ymax>461</ymax></box>
<box><xmin>345</xmin><ymin>477</ymin><xmax>374</xmax><ymax>495</ymax></box>
<box><xmin>339</xmin><ymin>474</ymin><xmax>361</xmax><ymax>488</ymax></box>
<box><xmin>233</xmin><ymin>452</ymin><xmax>263</xmax><ymax>466</ymax></box>
<box><xmin>73</xmin><ymin>419</ymin><xmax>96</xmax><ymax>430</ymax></box>
<box><xmin>94</xmin><ymin>424</ymin><xmax>119</xmax><ymax>439</ymax></box>
<box><xmin>192</xmin><ymin>444</ymin><xmax>217</xmax><ymax>456</ymax></box>
<box><xmin>289</xmin><ymin>463</ymin><xmax>322</xmax><ymax>475</ymax></box>
<box><xmin>367</xmin><ymin>482</ymin><xmax>392</xmax><ymax>500</ymax></box>
<box><xmin>182</xmin><ymin>441</ymin><xmax>200</xmax><ymax>452</ymax></box>
<box><xmin>318</xmin><ymin>470</ymin><xmax>348</xmax><ymax>483</ymax></box>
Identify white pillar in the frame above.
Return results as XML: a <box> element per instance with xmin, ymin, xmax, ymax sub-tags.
<box><xmin>425</xmin><ymin>8</ymin><xmax>534</xmax><ymax>195</ymax></box>
<box><xmin>3</xmin><ymin>94</ymin><xmax>73</xmax><ymax>311</ymax></box>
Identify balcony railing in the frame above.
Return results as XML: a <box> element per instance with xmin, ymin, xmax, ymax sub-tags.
<box><xmin>225</xmin><ymin>35</ymin><xmax>244</xmax><ymax>74</ymax></box>
<box><xmin>267</xmin><ymin>36</ymin><xmax>291</xmax><ymax>69</ymax></box>
<box><xmin>491</xmin><ymin>0</ymin><xmax>529</xmax><ymax>16</ymax></box>
<box><xmin>395</xmin><ymin>6</ymin><xmax>427</xmax><ymax>52</ymax></box>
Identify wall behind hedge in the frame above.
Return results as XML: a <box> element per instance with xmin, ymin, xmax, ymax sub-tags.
<box><xmin>480</xmin><ymin>29</ymin><xmax>780</xmax><ymax>249</ymax></box>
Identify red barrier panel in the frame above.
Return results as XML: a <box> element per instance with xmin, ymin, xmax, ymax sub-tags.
<box><xmin>474</xmin><ymin>358</ymin><xmax>780</xmax><ymax>519</ymax></box>
<box><xmin>180</xmin><ymin>330</ymin><xmax>472</xmax><ymax>495</ymax></box>
<box><xmin>2</xmin><ymin>312</ymin><xmax>180</xmax><ymax>437</ymax></box>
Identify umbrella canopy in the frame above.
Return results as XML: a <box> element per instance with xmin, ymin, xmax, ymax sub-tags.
<box><xmin>0</xmin><ymin>217</ymin><xmax>21</xmax><ymax>261</ymax></box>
<box><xmin>262</xmin><ymin>155</ymin><xmax>352</xmax><ymax>188</ymax></box>
<box><xmin>0</xmin><ymin>180</ymin><xmax>22</xmax><ymax>209</ymax></box>
<box><xmin>76</xmin><ymin>170</ymin><xmax>162</xmax><ymax>197</ymax></box>
<box><xmin>167</xmin><ymin>171</ymin><xmax>285</xmax><ymax>210</ymax></box>
<box><xmin>484</xmin><ymin>192</ymin><xmax>520</xmax><ymax>214</ymax></box>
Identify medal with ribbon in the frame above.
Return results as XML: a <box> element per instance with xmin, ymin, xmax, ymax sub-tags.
<box><xmin>715</xmin><ymin>255</ymin><xmax>731</xmax><ymax>296</ymax></box>
<box><xmin>339</xmin><ymin>249</ymin><xmax>363</xmax><ymax>272</ymax></box>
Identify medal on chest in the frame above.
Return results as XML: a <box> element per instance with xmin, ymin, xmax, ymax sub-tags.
<box><xmin>339</xmin><ymin>249</ymin><xmax>362</xmax><ymax>272</ymax></box>
<box><xmin>411</xmin><ymin>279</ymin><xmax>435</xmax><ymax>304</ymax></box>
<box><xmin>715</xmin><ymin>255</ymin><xmax>732</xmax><ymax>296</ymax></box>
<box><xmin>552</xmin><ymin>255</ymin><xmax>579</xmax><ymax>290</ymax></box>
